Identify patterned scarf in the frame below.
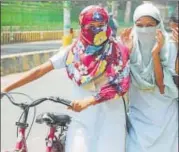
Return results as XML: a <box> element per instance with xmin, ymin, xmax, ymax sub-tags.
<box><xmin>65</xmin><ymin>6</ymin><xmax>130</xmax><ymax>102</ymax></box>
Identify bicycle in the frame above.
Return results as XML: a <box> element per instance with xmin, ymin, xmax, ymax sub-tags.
<box><xmin>1</xmin><ymin>92</ymin><xmax>72</xmax><ymax>152</ymax></box>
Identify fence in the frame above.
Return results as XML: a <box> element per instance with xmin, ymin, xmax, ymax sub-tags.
<box><xmin>1</xmin><ymin>30</ymin><xmax>80</xmax><ymax>44</ymax></box>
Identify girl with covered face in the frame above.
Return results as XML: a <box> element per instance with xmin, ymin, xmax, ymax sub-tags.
<box><xmin>64</xmin><ymin>6</ymin><xmax>130</xmax><ymax>152</ymax></box>
<box><xmin>121</xmin><ymin>3</ymin><xmax>178</xmax><ymax>152</ymax></box>
<box><xmin>2</xmin><ymin>6</ymin><xmax>130</xmax><ymax>152</ymax></box>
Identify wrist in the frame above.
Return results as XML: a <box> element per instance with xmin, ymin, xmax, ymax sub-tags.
<box><xmin>152</xmin><ymin>44</ymin><xmax>162</xmax><ymax>54</ymax></box>
<box><xmin>88</xmin><ymin>96</ymin><xmax>98</xmax><ymax>106</ymax></box>
<box><xmin>152</xmin><ymin>51</ymin><xmax>160</xmax><ymax>57</ymax></box>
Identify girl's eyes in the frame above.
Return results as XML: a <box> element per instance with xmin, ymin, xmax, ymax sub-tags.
<box><xmin>88</xmin><ymin>25</ymin><xmax>105</xmax><ymax>30</ymax></box>
<box><xmin>136</xmin><ymin>24</ymin><xmax>155</xmax><ymax>27</ymax></box>
<box><xmin>83</xmin><ymin>25</ymin><xmax>101</xmax><ymax>29</ymax></box>
<box><xmin>90</xmin><ymin>25</ymin><xmax>104</xmax><ymax>28</ymax></box>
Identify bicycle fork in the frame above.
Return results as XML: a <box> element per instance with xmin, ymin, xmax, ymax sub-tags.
<box><xmin>4</xmin><ymin>126</ymin><xmax>28</xmax><ymax>152</ymax></box>
<box><xmin>15</xmin><ymin>126</ymin><xmax>28</xmax><ymax>152</ymax></box>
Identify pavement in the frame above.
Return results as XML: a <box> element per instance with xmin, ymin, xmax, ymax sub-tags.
<box><xmin>1</xmin><ymin>40</ymin><xmax>62</xmax><ymax>56</ymax></box>
<box><xmin>1</xmin><ymin>70</ymin><xmax>74</xmax><ymax>152</ymax></box>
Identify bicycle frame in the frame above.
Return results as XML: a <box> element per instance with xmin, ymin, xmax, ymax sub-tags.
<box><xmin>46</xmin><ymin>126</ymin><xmax>58</xmax><ymax>152</ymax></box>
<box><xmin>1</xmin><ymin>93</ymin><xmax>72</xmax><ymax>152</ymax></box>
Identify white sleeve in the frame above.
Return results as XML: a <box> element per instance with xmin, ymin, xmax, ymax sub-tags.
<box><xmin>49</xmin><ymin>46</ymin><xmax>71</xmax><ymax>69</ymax></box>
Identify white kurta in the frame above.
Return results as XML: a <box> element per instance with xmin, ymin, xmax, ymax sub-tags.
<box><xmin>126</xmin><ymin>41</ymin><xmax>178</xmax><ymax>152</ymax></box>
<box><xmin>50</xmin><ymin>48</ymin><xmax>127</xmax><ymax>152</ymax></box>
<box><xmin>127</xmin><ymin>85</ymin><xmax>178</xmax><ymax>152</ymax></box>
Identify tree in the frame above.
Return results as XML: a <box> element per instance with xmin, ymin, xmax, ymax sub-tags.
<box><xmin>124</xmin><ymin>1</ymin><xmax>132</xmax><ymax>24</ymax></box>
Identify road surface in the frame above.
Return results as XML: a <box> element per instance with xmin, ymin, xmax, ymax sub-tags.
<box><xmin>1</xmin><ymin>40</ymin><xmax>62</xmax><ymax>56</ymax></box>
<box><xmin>1</xmin><ymin>70</ymin><xmax>74</xmax><ymax>152</ymax></box>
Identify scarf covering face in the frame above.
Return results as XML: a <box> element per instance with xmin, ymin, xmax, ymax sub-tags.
<box><xmin>65</xmin><ymin>5</ymin><xmax>130</xmax><ymax>103</ymax></box>
<box><xmin>130</xmin><ymin>3</ymin><xmax>178</xmax><ymax>98</ymax></box>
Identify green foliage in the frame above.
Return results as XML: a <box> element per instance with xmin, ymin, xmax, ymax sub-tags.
<box><xmin>1</xmin><ymin>1</ymin><xmax>134</xmax><ymax>31</ymax></box>
<box><xmin>1</xmin><ymin>2</ymin><xmax>81</xmax><ymax>30</ymax></box>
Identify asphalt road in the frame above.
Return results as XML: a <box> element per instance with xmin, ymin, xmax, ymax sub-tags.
<box><xmin>1</xmin><ymin>69</ymin><xmax>74</xmax><ymax>152</ymax></box>
<box><xmin>1</xmin><ymin>31</ymin><xmax>172</xmax><ymax>56</ymax></box>
<box><xmin>1</xmin><ymin>40</ymin><xmax>62</xmax><ymax>56</ymax></box>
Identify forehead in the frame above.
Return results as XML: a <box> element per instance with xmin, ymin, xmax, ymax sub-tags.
<box><xmin>136</xmin><ymin>16</ymin><xmax>157</xmax><ymax>23</ymax></box>
<box><xmin>79</xmin><ymin>7</ymin><xmax>108</xmax><ymax>26</ymax></box>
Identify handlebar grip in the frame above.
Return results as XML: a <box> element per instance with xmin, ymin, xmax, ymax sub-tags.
<box><xmin>49</xmin><ymin>97</ymin><xmax>72</xmax><ymax>107</ymax></box>
<box><xmin>58</xmin><ymin>98</ymin><xmax>72</xmax><ymax>107</ymax></box>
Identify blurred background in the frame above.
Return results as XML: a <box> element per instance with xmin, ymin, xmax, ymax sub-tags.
<box><xmin>1</xmin><ymin>0</ymin><xmax>178</xmax><ymax>75</ymax></box>
<box><xmin>1</xmin><ymin>1</ymin><xmax>178</xmax><ymax>152</ymax></box>
<box><xmin>1</xmin><ymin>1</ymin><xmax>177</xmax><ymax>30</ymax></box>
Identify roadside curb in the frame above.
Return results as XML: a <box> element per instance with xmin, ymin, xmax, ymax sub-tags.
<box><xmin>1</xmin><ymin>49</ymin><xmax>59</xmax><ymax>76</ymax></box>
<box><xmin>1</xmin><ymin>30</ymin><xmax>124</xmax><ymax>76</ymax></box>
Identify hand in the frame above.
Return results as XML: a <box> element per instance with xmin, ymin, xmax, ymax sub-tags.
<box><xmin>120</xmin><ymin>27</ymin><xmax>133</xmax><ymax>53</ymax></box>
<box><xmin>172</xmin><ymin>27</ymin><xmax>178</xmax><ymax>43</ymax></box>
<box><xmin>68</xmin><ymin>97</ymin><xmax>97</xmax><ymax>112</ymax></box>
<box><xmin>152</xmin><ymin>29</ymin><xmax>164</xmax><ymax>56</ymax></box>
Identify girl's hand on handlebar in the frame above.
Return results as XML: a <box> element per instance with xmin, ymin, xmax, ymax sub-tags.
<box><xmin>68</xmin><ymin>97</ymin><xmax>97</xmax><ymax>112</ymax></box>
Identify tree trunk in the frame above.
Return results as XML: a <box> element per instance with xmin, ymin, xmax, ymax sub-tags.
<box><xmin>112</xmin><ymin>1</ymin><xmax>118</xmax><ymax>18</ymax></box>
<box><xmin>124</xmin><ymin>1</ymin><xmax>132</xmax><ymax>24</ymax></box>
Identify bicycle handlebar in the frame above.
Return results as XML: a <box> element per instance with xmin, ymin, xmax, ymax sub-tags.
<box><xmin>1</xmin><ymin>92</ymin><xmax>72</xmax><ymax>108</ymax></box>
<box><xmin>28</xmin><ymin>97</ymin><xmax>72</xmax><ymax>107</ymax></box>
<box><xmin>47</xmin><ymin>96</ymin><xmax>72</xmax><ymax>107</ymax></box>
<box><xmin>1</xmin><ymin>92</ymin><xmax>21</xmax><ymax>107</ymax></box>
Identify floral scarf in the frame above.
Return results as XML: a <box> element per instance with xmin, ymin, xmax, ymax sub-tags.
<box><xmin>65</xmin><ymin>6</ymin><xmax>130</xmax><ymax>102</ymax></box>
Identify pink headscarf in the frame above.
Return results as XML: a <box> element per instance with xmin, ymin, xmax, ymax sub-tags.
<box><xmin>66</xmin><ymin>5</ymin><xmax>130</xmax><ymax>102</ymax></box>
